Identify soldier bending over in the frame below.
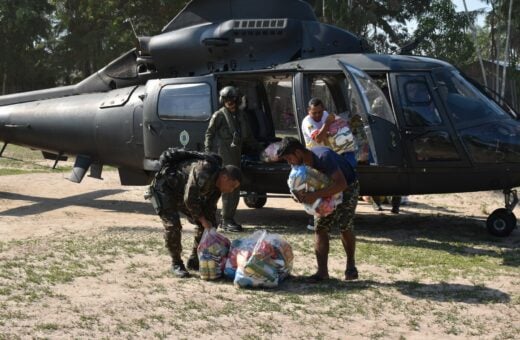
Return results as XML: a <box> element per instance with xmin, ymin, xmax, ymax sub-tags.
<box><xmin>148</xmin><ymin>149</ymin><xmax>241</xmax><ymax>278</ymax></box>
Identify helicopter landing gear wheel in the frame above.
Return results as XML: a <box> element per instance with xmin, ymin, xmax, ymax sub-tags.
<box><xmin>486</xmin><ymin>208</ymin><xmax>516</xmax><ymax>237</ymax></box>
<box><xmin>486</xmin><ymin>189</ymin><xmax>518</xmax><ymax>237</ymax></box>
<box><xmin>243</xmin><ymin>192</ymin><xmax>267</xmax><ymax>209</ymax></box>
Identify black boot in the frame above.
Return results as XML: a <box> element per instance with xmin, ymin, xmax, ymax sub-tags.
<box><xmin>171</xmin><ymin>262</ymin><xmax>190</xmax><ymax>278</ymax></box>
<box><xmin>391</xmin><ymin>196</ymin><xmax>401</xmax><ymax>214</ymax></box>
<box><xmin>345</xmin><ymin>266</ymin><xmax>359</xmax><ymax>280</ymax></box>
<box><xmin>221</xmin><ymin>219</ymin><xmax>243</xmax><ymax>232</ymax></box>
<box><xmin>187</xmin><ymin>254</ymin><xmax>199</xmax><ymax>271</ymax></box>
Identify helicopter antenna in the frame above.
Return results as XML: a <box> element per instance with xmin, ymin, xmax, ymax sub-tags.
<box><xmin>126</xmin><ymin>18</ymin><xmax>139</xmax><ymax>39</ymax></box>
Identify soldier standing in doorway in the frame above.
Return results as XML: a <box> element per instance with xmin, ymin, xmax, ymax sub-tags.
<box><xmin>204</xmin><ymin>85</ymin><xmax>259</xmax><ymax>232</ymax></box>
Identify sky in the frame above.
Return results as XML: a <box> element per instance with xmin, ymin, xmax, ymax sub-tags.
<box><xmin>407</xmin><ymin>0</ymin><xmax>491</xmax><ymax>33</ymax></box>
<box><xmin>452</xmin><ymin>0</ymin><xmax>491</xmax><ymax>26</ymax></box>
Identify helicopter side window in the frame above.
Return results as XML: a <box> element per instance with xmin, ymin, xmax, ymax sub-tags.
<box><xmin>398</xmin><ymin>77</ymin><xmax>442</xmax><ymax>126</ymax></box>
<box><xmin>158</xmin><ymin>83</ymin><xmax>212</xmax><ymax>120</ymax></box>
<box><xmin>309</xmin><ymin>78</ymin><xmax>338</xmax><ymax>113</ymax></box>
<box><xmin>265</xmin><ymin>79</ymin><xmax>298</xmax><ymax>139</ymax></box>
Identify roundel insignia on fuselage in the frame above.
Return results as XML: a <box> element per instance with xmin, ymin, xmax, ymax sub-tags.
<box><xmin>180</xmin><ymin>130</ymin><xmax>190</xmax><ymax>147</ymax></box>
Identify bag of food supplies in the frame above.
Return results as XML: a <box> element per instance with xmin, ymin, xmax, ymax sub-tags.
<box><xmin>197</xmin><ymin>228</ymin><xmax>231</xmax><ymax>280</ymax></box>
<box><xmin>224</xmin><ymin>230</ymin><xmax>293</xmax><ymax>288</ymax></box>
<box><xmin>260</xmin><ymin>141</ymin><xmax>282</xmax><ymax>162</ymax></box>
<box><xmin>287</xmin><ymin>165</ymin><xmax>343</xmax><ymax>217</ymax></box>
<box><xmin>309</xmin><ymin>117</ymin><xmax>356</xmax><ymax>155</ymax></box>
<box><xmin>328</xmin><ymin>118</ymin><xmax>356</xmax><ymax>154</ymax></box>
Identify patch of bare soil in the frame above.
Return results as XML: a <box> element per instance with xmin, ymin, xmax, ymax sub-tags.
<box><xmin>0</xmin><ymin>172</ymin><xmax>518</xmax><ymax>339</ymax></box>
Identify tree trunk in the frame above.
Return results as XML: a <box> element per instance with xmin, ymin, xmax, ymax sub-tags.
<box><xmin>500</xmin><ymin>0</ymin><xmax>514</xmax><ymax>100</ymax></box>
<box><xmin>463</xmin><ymin>0</ymin><xmax>487</xmax><ymax>87</ymax></box>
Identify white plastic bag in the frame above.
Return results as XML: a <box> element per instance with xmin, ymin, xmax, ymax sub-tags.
<box><xmin>260</xmin><ymin>142</ymin><xmax>282</xmax><ymax>162</ymax></box>
<box><xmin>287</xmin><ymin>165</ymin><xmax>343</xmax><ymax>217</ymax></box>
<box><xmin>197</xmin><ymin>228</ymin><xmax>230</xmax><ymax>280</ymax></box>
<box><xmin>225</xmin><ymin>230</ymin><xmax>294</xmax><ymax>288</ymax></box>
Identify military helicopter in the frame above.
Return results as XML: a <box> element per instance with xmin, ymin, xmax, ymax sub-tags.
<box><xmin>1</xmin><ymin>0</ymin><xmax>519</xmax><ymax>237</ymax></box>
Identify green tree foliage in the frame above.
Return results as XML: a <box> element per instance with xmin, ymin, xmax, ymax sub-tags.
<box><xmin>414</xmin><ymin>0</ymin><xmax>475</xmax><ymax>66</ymax></box>
<box><xmin>305</xmin><ymin>0</ymin><xmax>430</xmax><ymax>53</ymax></box>
<box><xmin>3</xmin><ymin>0</ymin><xmax>516</xmax><ymax>95</ymax></box>
<box><xmin>50</xmin><ymin>0</ymin><xmax>186</xmax><ymax>84</ymax></box>
<box><xmin>0</xmin><ymin>0</ymin><xmax>55</xmax><ymax>94</ymax></box>
<box><xmin>493</xmin><ymin>0</ymin><xmax>519</xmax><ymax>65</ymax></box>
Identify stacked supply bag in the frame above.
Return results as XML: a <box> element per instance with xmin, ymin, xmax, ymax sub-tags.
<box><xmin>197</xmin><ymin>228</ymin><xmax>231</xmax><ymax>280</ymax></box>
<box><xmin>224</xmin><ymin>230</ymin><xmax>293</xmax><ymax>288</ymax></box>
<box><xmin>326</xmin><ymin>118</ymin><xmax>356</xmax><ymax>154</ymax></box>
<box><xmin>260</xmin><ymin>141</ymin><xmax>282</xmax><ymax>162</ymax></box>
<box><xmin>309</xmin><ymin>117</ymin><xmax>356</xmax><ymax>155</ymax></box>
<box><xmin>288</xmin><ymin>165</ymin><xmax>343</xmax><ymax>217</ymax></box>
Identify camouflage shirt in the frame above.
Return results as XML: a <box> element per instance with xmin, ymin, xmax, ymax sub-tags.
<box><xmin>156</xmin><ymin>158</ymin><xmax>221</xmax><ymax>223</ymax></box>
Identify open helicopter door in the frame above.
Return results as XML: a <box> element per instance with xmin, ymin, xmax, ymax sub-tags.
<box><xmin>142</xmin><ymin>75</ymin><xmax>217</xmax><ymax>169</ymax></box>
<box><xmin>337</xmin><ymin>61</ymin><xmax>408</xmax><ymax>195</ymax></box>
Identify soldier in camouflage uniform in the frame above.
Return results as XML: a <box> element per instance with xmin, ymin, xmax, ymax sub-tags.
<box><xmin>148</xmin><ymin>149</ymin><xmax>241</xmax><ymax>278</ymax></box>
<box><xmin>277</xmin><ymin>137</ymin><xmax>360</xmax><ymax>282</ymax></box>
<box><xmin>204</xmin><ymin>86</ymin><xmax>259</xmax><ymax>232</ymax></box>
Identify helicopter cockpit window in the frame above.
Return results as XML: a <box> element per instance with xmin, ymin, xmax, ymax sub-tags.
<box><xmin>434</xmin><ymin>70</ymin><xmax>511</xmax><ymax>123</ymax></box>
<box><xmin>158</xmin><ymin>83</ymin><xmax>212</xmax><ymax>120</ymax></box>
<box><xmin>433</xmin><ymin>69</ymin><xmax>520</xmax><ymax>163</ymax></box>
<box><xmin>397</xmin><ymin>76</ymin><xmax>442</xmax><ymax>126</ymax></box>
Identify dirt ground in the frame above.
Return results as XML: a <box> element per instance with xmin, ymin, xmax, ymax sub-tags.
<box><xmin>0</xmin><ymin>171</ymin><xmax>515</xmax><ymax>242</ymax></box>
<box><xmin>0</xmin><ymin>171</ymin><xmax>519</xmax><ymax>339</ymax></box>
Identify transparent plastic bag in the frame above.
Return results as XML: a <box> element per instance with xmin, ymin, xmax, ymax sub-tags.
<box><xmin>287</xmin><ymin>165</ymin><xmax>343</xmax><ymax>217</ymax></box>
<box><xmin>225</xmin><ymin>230</ymin><xmax>294</xmax><ymax>288</ymax></box>
<box><xmin>327</xmin><ymin>118</ymin><xmax>356</xmax><ymax>154</ymax></box>
<box><xmin>197</xmin><ymin>228</ymin><xmax>231</xmax><ymax>280</ymax></box>
<box><xmin>309</xmin><ymin>117</ymin><xmax>356</xmax><ymax>155</ymax></box>
<box><xmin>260</xmin><ymin>142</ymin><xmax>282</xmax><ymax>162</ymax></box>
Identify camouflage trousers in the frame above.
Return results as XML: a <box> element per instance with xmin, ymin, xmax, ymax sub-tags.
<box><xmin>315</xmin><ymin>181</ymin><xmax>359</xmax><ymax>233</ymax></box>
<box><xmin>152</xmin><ymin>175</ymin><xmax>212</xmax><ymax>265</ymax></box>
<box><xmin>160</xmin><ymin>211</ymin><xmax>204</xmax><ymax>265</ymax></box>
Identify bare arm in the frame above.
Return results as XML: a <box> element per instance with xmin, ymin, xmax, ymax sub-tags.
<box><xmin>313</xmin><ymin>113</ymin><xmax>335</xmax><ymax>144</ymax></box>
<box><xmin>296</xmin><ymin>168</ymin><xmax>347</xmax><ymax>204</ymax></box>
<box><xmin>198</xmin><ymin>216</ymin><xmax>212</xmax><ymax>229</ymax></box>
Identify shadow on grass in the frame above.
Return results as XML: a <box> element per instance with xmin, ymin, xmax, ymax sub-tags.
<box><xmin>241</xmin><ymin>209</ymin><xmax>519</xmax><ymax>267</ymax></box>
<box><xmin>353</xmin><ymin>213</ymin><xmax>520</xmax><ymax>267</ymax></box>
<box><xmin>105</xmin><ymin>226</ymin><xmax>162</xmax><ymax>234</ymax></box>
<box><xmin>0</xmin><ymin>190</ymin><xmax>155</xmax><ymax>217</ymax></box>
<box><xmin>275</xmin><ymin>278</ymin><xmax>510</xmax><ymax>304</ymax></box>
<box><xmin>1</xmin><ymin>188</ymin><xmax>517</xmax><ymax>267</ymax></box>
